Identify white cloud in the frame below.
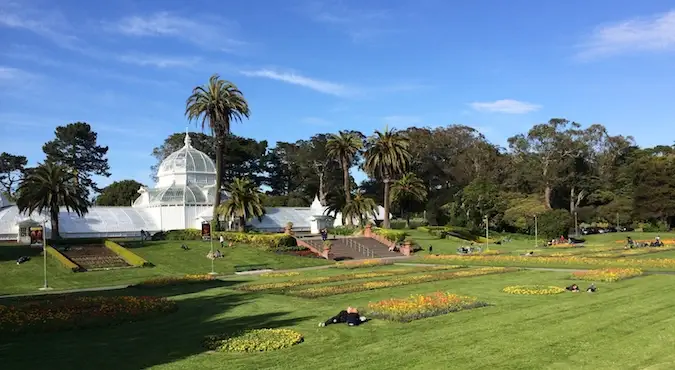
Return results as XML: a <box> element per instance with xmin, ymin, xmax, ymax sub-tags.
<box><xmin>240</xmin><ymin>69</ymin><xmax>353</xmax><ymax>97</ymax></box>
<box><xmin>301</xmin><ymin>117</ymin><xmax>332</xmax><ymax>126</ymax></box>
<box><xmin>108</xmin><ymin>12</ymin><xmax>247</xmax><ymax>52</ymax></box>
<box><xmin>302</xmin><ymin>1</ymin><xmax>397</xmax><ymax>42</ymax></box>
<box><xmin>0</xmin><ymin>1</ymin><xmax>78</xmax><ymax>47</ymax></box>
<box><xmin>116</xmin><ymin>53</ymin><xmax>201</xmax><ymax>68</ymax></box>
<box><xmin>382</xmin><ymin>115</ymin><xmax>423</xmax><ymax>127</ymax></box>
<box><xmin>578</xmin><ymin>10</ymin><xmax>675</xmax><ymax>59</ymax></box>
<box><xmin>469</xmin><ymin>99</ymin><xmax>541</xmax><ymax>114</ymax></box>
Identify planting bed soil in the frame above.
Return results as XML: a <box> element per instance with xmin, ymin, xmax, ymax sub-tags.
<box><xmin>59</xmin><ymin>244</ymin><xmax>129</xmax><ymax>270</ymax></box>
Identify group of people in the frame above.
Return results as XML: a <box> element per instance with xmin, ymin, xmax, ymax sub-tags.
<box><xmin>626</xmin><ymin>236</ymin><xmax>663</xmax><ymax>248</ymax></box>
<box><xmin>206</xmin><ymin>250</ymin><xmax>224</xmax><ymax>259</ymax></box>
<box><xmin>566</xmin><ymin>283</ymin><xmax>597</xmax><ymax>293</ymax></box>
<box><xmin>319</xmin><ymin>306</ymin><xmax>367</xmax><ymax>327</ymax></box>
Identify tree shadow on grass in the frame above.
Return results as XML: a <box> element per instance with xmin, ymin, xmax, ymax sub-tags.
<box><xmin>0</xmin><ymin>245</ymin><xmax>43</xmax><ymax>262</ymax></box>
<box><xmin>0</xmin><ymin>287</ymin><xmax>312</xmax><ymax>370</ymax></box>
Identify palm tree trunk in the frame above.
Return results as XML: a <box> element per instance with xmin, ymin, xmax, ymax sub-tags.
<box><xmin>238</xmin><ymin>216</ymin><xmax>245</xmax><ymax>232</ymax></box>
<box><xmin>405</xmin><ymin>211</ymin><xmax>410</xmax><ymax>229</ymax></box>
<box><xmin>213</xmin><ymin>128</ymin><xmax>224</xmax><ymax>230</ymax></box>
<box><xmin>342</xmin><ymin>159</ymin><xmax>352</xmax><ymax>226</ymax></box>
<box><xmin>383</xmin><ymin>178</ymin><xmax>391</xmax><ymax>228</ymax></box>
<box><xmin>50</xmin><ymin>207</ymin><xmax>60</xmax><ymax>239</ymax></box>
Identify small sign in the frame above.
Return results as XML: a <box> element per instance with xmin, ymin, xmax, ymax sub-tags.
<box><xmin>29</xmin><ymin>226</ymin><xmax>44</xmax><ymax>245</ymax></box>
<box><xmin>201</xmin><ymin>222</ymin><xmax>211</xmax><ymax>240</ymax></box>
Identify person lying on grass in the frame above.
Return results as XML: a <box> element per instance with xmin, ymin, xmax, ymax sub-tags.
<box><xmin>16</xmin><ymin>256</ymin><xmax>30</xmax><ymax>265</ymax></box>
<box><xmin>587</xmin><ymin>283</ymin><xmax>597</xmax><ymax>293</ymax></box>
<box><xmin>319</xmin><ymin>307</ymin><xmax>367</xmax><ymax>327</ymax></box>
<box><xmin>566</xmin><ymin>284</ymin><xmax>580</xmax><ymax>292</ymax></box>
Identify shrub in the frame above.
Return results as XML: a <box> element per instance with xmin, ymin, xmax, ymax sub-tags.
<box><xmin>237</xmin><ymin>265</ymin><xmax>466</xmax><ymax>292</ymax></box>
<box><xmin>502</xmin><ymin>285</ymin><xmax>565</xmax><ymax>295</ymax></box>
<box><xmin>0</xmin><ymin>296</ymin><xmax>176</xmax><ymax>334</ymax></box>
<box><xmin>104</xmin><ymin>240</ymin><xmax>152</xmax><ymax>267</ymax></box>
<box><xmin>287</xmin><ymin>267</ymin><xmax>517</xmax><ymax>298</ymax></box>
<box><xmin>163</xmin><ymin>229</ymin><xmax>296</xmax><ymax>250</ymax></box>
<box><xmin>260</xmin><ymin>272</ymin><xmax>300</xmax><ymax>278</ymax></box>
<box><xmin>327</xmin><ymin>226</ymin><xmax>360</xmax><ymax>236</ymax></box>
<box><xmin>538</xmin><ymin>209</ymin><xmax>573</xmax><ymax>240</ymax></box>
<box><xmin>134</xmin><ymin>274</ymin><xmax>217</xmax><ymax>288</ymax></box>
<box><xmin>204</xmin><ymin>329</ymin><xmax>303</xmax><ymax>352</ymax></box>
<box><xmin>571</xmin><ymin>268</ymin><xmax>643</xmax><ymax>282</ymax></box>
<box><xmin>373</xmin><ymin>228</ymin><xmax>407</xmax><ymax>242</ymax></box>
<box><xmin>45</xmin><ymin>246</ymin><xmax>81</xmax><ymax>272</ymax></box>
<box><xmin>367</xmin><ymin>292</ymin><xmax>488</xmax><ymax>322</ymax></box>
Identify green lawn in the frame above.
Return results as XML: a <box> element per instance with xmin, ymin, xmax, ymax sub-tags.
<box><xmin>2</xmin><ymin>269</ymin><xmax>675</xmax><ymax>369</ymax></box>
<box><xmin>0</xmin><ymin>240</ymin><xmax>330</xmax><ymax>295</ymax></box>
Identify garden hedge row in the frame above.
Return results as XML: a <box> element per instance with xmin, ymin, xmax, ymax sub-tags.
<box><xmin>372</xmin><ymin>228</ymin><xmax>408</xmax><ymax>242</ymax></box>
<box><xmin>104</xmin><ymin>240</ymin><xmax>153</xmax><ymax>267</ymax></box>
<box><xmin>418</xmin><ymin>226</ymin><xmax>492</xmax><ymax>243</ymax></box>
<box><xmin>45</xmin><ymin>246</ymin><xmax>81</xmax><ymax>272</ymax></box>
<box><xmin>163</xmin><ymin>229</ymin><xmax>297</xmax><ymax>250</ymax></box>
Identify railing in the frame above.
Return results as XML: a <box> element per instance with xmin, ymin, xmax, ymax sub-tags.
<box><xmin>345</xmin><ymin>238</ymin><xmax>376</xmax><ymax>258</ymax></box>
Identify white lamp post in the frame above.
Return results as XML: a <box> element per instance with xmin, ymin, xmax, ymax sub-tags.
<box><xmin>534</xmin><ymin>215</ymin><xmax>538</xmax><ymax>248</ymax></box>
<box><xmin>39</xmin><ymin>219</ymin><xmax>52</xmax><ymax>291</ymax></box>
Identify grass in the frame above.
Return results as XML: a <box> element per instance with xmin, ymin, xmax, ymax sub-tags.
<box><xmin>2</xmin><ymin>269</ymin><xmax>675</xmax><ymax>369</ymax></box>
<box><xmin>0</xmin><ymin>240</ymin><xmax>330</xmax><ymax>295</ymax></box>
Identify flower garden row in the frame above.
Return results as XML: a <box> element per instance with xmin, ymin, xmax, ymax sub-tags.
<box><xmin>0</xmin><ymin>296</ymin><xmax>177</xmax><ymax>334</ymax></box>
<box><xmin>237</xmin><ymin>265</ymin><xmax>467</xmax><ymax>292</ymax></box>
<box><xmin>423</xmin><ymin>254</ymin><xmax>675</xmax><ymax>270</ymax></box>
<box><xmin>286</xmin><ymin>267</ymin><xmax>518</xmax><ymax>298</ymax></box>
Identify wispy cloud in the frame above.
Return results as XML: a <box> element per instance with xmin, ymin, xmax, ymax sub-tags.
<box><xmin>382</xmin><ymin>115</ymin><xmax>423</xmax><ymax>127</ymax></box>
<box><xmin>240</xmin><ymin>69</ymin><xmax>354</xmax><ymax>97</ymax></box>
<box><xmin>107</xmin><ymin>12</ymin><xmax>248</xmax><ymax>53</ymax></box>
<box><xmin>577</xmin><ymin>10</ymin><xmax>675</xmax><ymax>59</ymax></box>
<box><xmin>302</xmin><ymin>1</ymin><xmax>398</xmax><ymax>42</ymax></box>
<box><xmin>301</xmin><ymin>117</ymin><xmax>332</xmax><ymax>126</ymax></box>
<box><xmin>0</xmin><ymin>1</ymin><xmax>79</xmax><ymax>48</ymax></box>
<box><xmin>469</xmin><ymin>99</ymin><xmax>541</xmax><ymax>114</ymax></box>
<box><xmin>116</xmin><ymin>53</ymin><xmax>201</xmax><ymax>68</ymax></box>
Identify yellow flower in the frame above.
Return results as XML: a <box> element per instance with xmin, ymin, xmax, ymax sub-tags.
<box><xmin>571</xmin><ymin>268</ymin><xmax>642</xmax><ymax>282</ymax></box>
<box><xmin>503</xmin><ymin>285</ymin><xmax>565</xmax><ymax>295</ymax></box>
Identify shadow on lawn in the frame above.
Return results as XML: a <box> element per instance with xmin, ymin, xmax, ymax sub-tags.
<box><xmin>0</xmin><ymin>286</ymin><xmax>311</xmax><ymax>370</ymax></box>
<box><xmin>0</xmin><ymin>245</ymin><xmax>43</xmax><ymax>262</ymax></box>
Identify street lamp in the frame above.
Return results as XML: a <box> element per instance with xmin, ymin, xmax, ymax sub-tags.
<box><xmin>574</xmin><ymin>211</ymin><xmax>579</xmax><ymax>238</ymax></box>
<box><xmin>39</xmin><ymin>219</ymin><xmax>52</xmax><ymax>291</ymax></box>
<box><xmin>534</xmin><ymin>215</ymin><xmax>538</xmax><ymax>248</ymax></box>
<box><xmin>484</xmin><ymin>215</ymin><xmax>489</xmax><ymax>251</ymax></box>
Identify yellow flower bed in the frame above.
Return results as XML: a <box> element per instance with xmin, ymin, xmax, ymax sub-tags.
<box><xmin>335</xmin><ymin>259</ymin><xmax>394</xmax><ymax>269</ymax></box>
<box><xmin>571</xmin><ymin>268</ymin><xmax>643</xmax><ymax>282</ymax></box>
<box><xmin>587</xmin><ymin>246</ymin><xmax>675</xmax><ymax>258</ymax></box>
<box><xmin>260</xmin><ymin>272</ymin><xmax>300</xmax><ymax>278</ymax></box>
<box><xmin>423</xmin><ymin>254</ymin><xmax>675</xmax><ymax>270</ymax></box>
<box><xmin>288</xmin><ymin>267</ymin><xmax>517</xmax><ymax>298</ymax></box>
<box><xmin>237</xmin><ymin>265</ymin><xmax>465</xmax><ymax>292</ymax></box>
<box><xmin>367</xmin><ymin>292</ymin><xmax>488</xmax><ymax>322</ymax></box>
<box><xmin>503</xmin><ymin>285</ymin><xmax>565</xmax><ymax>295</ymax></box>
<box><xmin>134</xmin><ymin>274</ymin><xmax>216</xmax><ymax>288</ymax></box>
<box><xmin>204</xmin><ymin>329</ymin><xmax>303</xmax><ymax>352</ymax></box>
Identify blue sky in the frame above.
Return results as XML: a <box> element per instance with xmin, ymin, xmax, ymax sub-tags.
<box><xmin>1</xmin><ymin>0</ymin><xmax>675</xmax><ymax>189</ymax></box>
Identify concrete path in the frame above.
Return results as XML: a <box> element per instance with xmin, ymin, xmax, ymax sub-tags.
<box><xmin>3</xmin><ymin>258</ymin><xmax>675</xmax><ymax>299</ymax></box>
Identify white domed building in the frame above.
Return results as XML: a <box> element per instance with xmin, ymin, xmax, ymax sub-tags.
<box><xmin>0</xmin><ymin>132</ymin><xmax>388</xmax><ymax>242</ymax></box>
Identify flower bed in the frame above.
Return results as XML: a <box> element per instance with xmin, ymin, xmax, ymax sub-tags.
<box><xmin>502</xmin><ymin>285</ymin><xmax>565</xmax><ymax>295</ymax></box>
<box><xmin>571</xmin><ymin>268</ymin><xmax>643</xmax><ymax>282</ymax></box>
<box><xmin>586</xmin><ymin>246</ymin><xmax>675</xmax><ymax>258</ymax></box>
<box><xmin>423</xmin><ymin>254</ymin><xmax>675</xmax><ymax>270</ymax></box>
<box><xmin>287</xmin><ymin>267</ymin><xmax>517</xmax><ymax>298</ymax></box>
<box><xmin>367</xmin><ymin>292</ymin><xmax>489</xmax><ymax>322</ymax></box>
<box><xmin>134</xmin><ymin>274</ymin><xmax>217</xmax><ymax>288</ymax></box>
<box><xmin>204</xmin><ymin>329</ymin><xmax>303</xmax><ymax>352</ymax></box>
<box><xmin>237</xmin><ymin>265</ymin><xmax>466</xmax><ymax>292</ymax></box>
<box><xmin>0</xmin><ymin>296</ymin><xmax>177</xmax><ymax>334</ymax></box>
<box><xmin>335</xmin><ymin>259</ymin><xmax>394</xmax><ymax>269</ymax></box>
<box><xmin>260</xmin><ymin>272</ymin><xmax>300</xmax><ymax>278</ymax></box>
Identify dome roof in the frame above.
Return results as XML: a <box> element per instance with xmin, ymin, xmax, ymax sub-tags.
<box><xmin>157</xmin><ymin>132</ymin><xmax>216</xmax><ymax>178</ymax></box>
<box><xmin>142</xmin><ymin>183</ymin><xmax>210</xmax><ymax>205</ymax></box>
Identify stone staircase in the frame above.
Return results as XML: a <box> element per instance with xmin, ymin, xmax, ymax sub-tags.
<box><xmin>302</xmin><ymin>237</ymin><xmax>401</xmax><ymax>261</ymax></box>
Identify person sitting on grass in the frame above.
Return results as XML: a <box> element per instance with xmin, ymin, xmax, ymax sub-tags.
<box><xmin>16</xmin><ymin>256</ymin><xmax>30</xmax><ymax>265</ymax></box>
<box><xmin>319</xmin><ymin>306</ymin><xmax>367</xmax><ymax>327</ymax></box>
<box><xmin>566</xmin><ymin>284</ymin><xmax>580</xmax><ymax>292</ymax></box>
<box><xmin>181</xmin><ymin>244</ymin><xmax>190</xmax><ymax>250</ymax></box>
<box><xmin>587</xmin><ymin>283</ymin><xmax>597</xmax><ymax>293</ymax></box>
<box><xmin>214</xmin><ymin>250</ymin><xmax>222</xmax><ymax>258</ymax></box>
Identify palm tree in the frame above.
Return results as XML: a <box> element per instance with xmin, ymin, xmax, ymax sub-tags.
<box><xmin>186</xmin><ymin>74</ymin><xmax>250</xmax><ymax>225</ymax></box>
<box><xmin>363</xmin><ymin>127</ymin><xmax>411</xmax><ymax>228</ymax></box>
<box><xmin>391</xmin><ymin>173</ymin><xmax>427</xmax><ymax>228</ymax></box>
<box><xmin>217</xmin><ymin>177</ymin><xmax>265</xmax><ymax>232</ymax></box>
<box><xmin>16</xmin><ymin>162</ymin><xmax>89</xmax><ymax>239</ymax></box>
<box><xmin>342</xmin><ymin>194</ymin><xmax>378</xmax><ymax>227</ymax></box>
<box><xmin>323</xmin><ymin>189</ymin><xmax>348</xmax><ymax>224</ymax></box>
<box><xmin>326</xmin><ymin>131</ymin><xmax>363</xmax><ymax>224</ymax></box>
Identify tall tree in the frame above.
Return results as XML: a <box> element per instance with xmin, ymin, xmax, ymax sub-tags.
<box><xmin>364</xmin><ymin>127</ymin><xmax>411</xmax><ymax>228</ymax></box>
<box><xmin>185</xmin><ymin>74</ymin><xmax>250</xmax><ymax>223</ymax></box>
<box><xmin>96</xmin><ymin>180</ymin><xmax>145</xmax><ymax>206</ymax></box>
<box><xmin>0</xmin><ymin>152</ymin><xmax>28</xmax><ymax>199</ymax></box>
<box><xmin>217</xmin><ymin>177</ymin><xmax>265</xmax><ymax>232</ymax></box>
<box><xmin>326</xmin><ymin>130</ymin><xmax>364</xmax><ymax>215</ymax></box>
<box><xmin>42</xmin><ymin>122</ymin><xmax>110</xmax><ymax>195</ymax></box>
<box><xmin>16</xmin><ymin>162</ymin><xmax>90</xmax><ymax>239</ymax></box>
<box><xmin>391</xmin><ymin>173</ymin><xmax>427</xmax><ymax>228</ymax></box>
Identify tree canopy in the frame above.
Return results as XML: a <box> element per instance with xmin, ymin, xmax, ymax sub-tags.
<box><xmin>96</xmin><ymin>180</ymin><xmax>145</xmax><ymax>206</ymax></box>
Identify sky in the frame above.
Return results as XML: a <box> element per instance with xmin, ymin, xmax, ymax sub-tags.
<box><xmin>1</xmin><ymin>0</ymin><xmax>675</xmax><ymax>189</ymax></box>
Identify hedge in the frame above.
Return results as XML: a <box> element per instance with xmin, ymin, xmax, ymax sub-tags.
<box><xmin>45</xmin><ymin>246</ymin><xmax>81</xmax><ymax>272</ymax></box>
<box><xmin>327</xmin><ymin>226</ymin><xmax>360</xmax><ymax>236</ymax></box>
<box><xmin>372</xmin><ymin>228</ymin><xmax>408</xmax><ymax>242</ymax></box>
<box><xmin>163</xmin><ymin>229</ymin><xmax>297</xmax><ymax>251</ymax></box>
<box><xmin>418</xmin><ymin>226</ymin><xmax>495</xmax><ymax>243</ymax></box>
<box><xmin>104</xmin><ymin>240</ymin><xmax>153</xmax><ymax>267</ymax></box>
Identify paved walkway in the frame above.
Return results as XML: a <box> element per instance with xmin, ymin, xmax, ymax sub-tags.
<box><xmin>3</xmin><ymin>258</ymin><xmax>675</xmax><ymax>299</ymax></box>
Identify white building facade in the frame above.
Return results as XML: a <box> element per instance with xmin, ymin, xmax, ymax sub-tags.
<box><xmin>0</xmin><ymin>132</ymin><xmax>388</xmax><ymax>241</ymax></box>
